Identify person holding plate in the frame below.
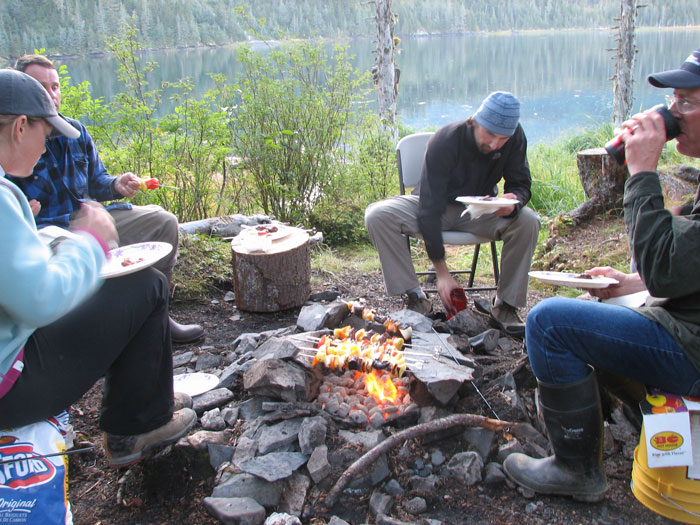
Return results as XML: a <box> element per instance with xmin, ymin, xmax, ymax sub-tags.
<box><xmin>365</xmin><ymin>91</ymin><xmax>540</xmax><ymax>337</ymax></box>
<box><xmin>5</xmin><ymin>54</ymin><xmax>204</xmax><ymax>344</ymax></box>
<box><xmin>0</xmin><ymin>69</ymin><xmax>196</xmax><ymax>467</ymax></box>
<box><xmin>503</xmin><ymin>47</ymin><xmax>700</xmax><ymax>502</ymax></box>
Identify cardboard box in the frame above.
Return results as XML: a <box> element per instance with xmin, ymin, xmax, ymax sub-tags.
<box><xmin>640</xmin><ymin>388</ymin><xmax>694</xmax><ymax>469</ymax></box>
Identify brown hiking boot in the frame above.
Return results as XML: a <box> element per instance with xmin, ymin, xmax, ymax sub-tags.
<box><xmin>105</xmin><ymin>408</ymin><xmax>197</xmax><ymax>468</ymax></box>
<box><xmin>490</xmin><ymin>299</ymin><xmax>525</xmax><ymax>339</ymax></box>
<box><xmin>406</xmin><ymin>292</ymin><xmax>432</xmax><ymax>316</ymax></box>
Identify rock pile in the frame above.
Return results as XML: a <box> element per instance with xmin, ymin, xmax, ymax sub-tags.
<box><xmin>162</xmin><ymin>292</ymin><xmax>640</xmax><ymax>525</ymax></box>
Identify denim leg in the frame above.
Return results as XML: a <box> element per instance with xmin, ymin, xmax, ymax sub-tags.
<box><xmin>525</xmin><ymin>297</ymin><xmax>700</xmax><ymax>396</ymax></box>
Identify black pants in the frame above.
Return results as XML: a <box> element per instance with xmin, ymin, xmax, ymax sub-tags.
<box><xmin>0</xmin><ymin>268</ymin><xmax>174</xmax><ymax>435</ymax></box>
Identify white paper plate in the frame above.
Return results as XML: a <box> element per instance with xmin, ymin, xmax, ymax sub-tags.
<box><xmin>456</xmin><ymin>196</ymin><xmax>519</xmax><ymax>208</ymax></box>
<box><xmin>238</xmin><ymin>224</ymin><xmax>292</xmax><ymax>241</ymax></box>
<box><xmin>601</xmin><ymin>290</ymin><xmax>650</xmax><ymax>307</ymax></box>
<box><xmin>529</xmin><ymin>270</ymin><xmax>619</xmax><ymax>289</ymax></box>
<box><xmin>173</xmin><ymin>372</ymin><xmax>220</xmax><ymax>397</ymax></box>
<box><xmin>101</xmin><ymin>241</ymin><xmax>173</xmax><ymax>279</ymax></box>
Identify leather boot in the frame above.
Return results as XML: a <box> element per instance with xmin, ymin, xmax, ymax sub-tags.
<box><xmin>503</xmin><ymin>371</ymin><xmax>607</xmax><ymax>502</ymax></box>
<box><xmin>169</xmin><ymin>317</ymin><xmax>204</xmax><ymax>344</ymax></box>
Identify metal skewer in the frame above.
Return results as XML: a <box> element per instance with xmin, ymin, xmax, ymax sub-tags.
<box><xmin>431</xmin><ymin>327</ymin><xmax>500</xmax><ymax>421</ymax></box>
<box><xmin>0</xmin><ymin>445</ymin><xmax>95</xmax><ymax>466</ymax></box>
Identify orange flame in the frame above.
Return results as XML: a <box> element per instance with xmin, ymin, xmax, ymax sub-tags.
<box><xmin>363</xmin><ymin>370</ymin><xmax>398</xmax><ymax>404</ymax></box>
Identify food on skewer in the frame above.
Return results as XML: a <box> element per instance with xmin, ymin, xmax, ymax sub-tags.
<box><xmin>309</xmin><ymin>326</ymin><xmax>409</xmax><ymax>377</ymax></box>
<box><xmin>345</xmin><ymin>301</ymin><xmax>413</xmax><ymax>341</ymax></box>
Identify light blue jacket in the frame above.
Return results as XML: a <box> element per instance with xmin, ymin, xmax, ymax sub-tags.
<box><xmin>0</xmin><ymin>169</ymin><xmax>105</xmax><ymax>388</ymax></box>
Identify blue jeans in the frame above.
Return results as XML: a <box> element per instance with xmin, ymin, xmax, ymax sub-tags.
<box><xmin>526</xmin><ymin>297</ymin><xmax>700</xmax><ymax>397</ymax></box>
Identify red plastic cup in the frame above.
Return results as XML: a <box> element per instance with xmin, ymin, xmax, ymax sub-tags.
<box><xmin>448</xmin><ymin>287</ymin><xmax>467</xmax><ymax>318</ymax></box>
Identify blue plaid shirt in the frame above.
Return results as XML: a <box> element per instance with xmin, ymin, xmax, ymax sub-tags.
<box><xmin>6</xmin><ymin>116</ymin><xmax>120</xmax><ymax>227</ymax></box>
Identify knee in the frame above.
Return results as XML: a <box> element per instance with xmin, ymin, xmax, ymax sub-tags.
<box><xmin>517</xmin><ymin>206</ymin><xmax>542</xmax><ymax>235</ymax></box>
<box><xmin>364</xmin><ymin>201</ymin><xmax>388</xmax><ymax>230</ymax></box>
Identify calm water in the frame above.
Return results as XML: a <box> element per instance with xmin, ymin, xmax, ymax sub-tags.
<box><xmin>53</xmin><ymin>29</ymin><xmax>700</xmax><ymax>144</ymax></box>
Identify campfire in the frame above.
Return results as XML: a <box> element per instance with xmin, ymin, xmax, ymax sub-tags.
<box><xmin>316</xmin><ymin>368</ymin><xmax>417</xmax><ymax>428</ymax></box>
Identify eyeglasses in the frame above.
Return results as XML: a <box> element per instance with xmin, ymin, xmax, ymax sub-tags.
<box><xmin>666</xmin><ymin>94</ymin><xmax>700</xmax><ymax>115</ymax></box>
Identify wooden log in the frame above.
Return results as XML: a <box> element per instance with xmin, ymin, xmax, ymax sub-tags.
<box><xmin>568</xmin><ymin>147</ymin><xmax>628</xmax><ymax>223</ymax></box>
<box><xmin>231</xmin><ymin>227</ymin><xmax>311</xmax><ymax>312</ymax></box>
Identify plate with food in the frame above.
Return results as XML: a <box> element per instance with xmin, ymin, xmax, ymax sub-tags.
<box><xmin>239</xmin><ymin>223</ymin><xmax>291</xmax><ymax>241</ymax></box>
<box><xmin>456</xmin><ymin>196</ymin><xmax>520</xmax><ymax>208</ymax></box>
<box><xmin>173</xmin><ymin>372</ymin><xmax>220</xmax><ymax>397</ymax></box>
<box><xmin>528</xmin><ymin>271</ymin><xmax>619</xmax><ymax>289</ymax></box>
<box><xmin>100</xmin><ymin>241</ymin><xmax>173</xmax><ymax>279</ymax></box>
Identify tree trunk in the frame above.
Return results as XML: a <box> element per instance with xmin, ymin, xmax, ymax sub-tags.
<box><xmin>374</xmin><ymin>0</ymin><xmax>397</xmax><ymax>141</ymax></box>
<box><xmin>612</xmin><ymin>0</ymin><xmax>638</xmax><ymax>128</ymax></box>
<box><xmin>231</xmin><ymin>228</ymin><xmax>311</xmax><ymax>312</ymax></box>
<box><xmin>567</xmin><ymin>147</ymin><xmax>628</xmax><ymax>223</ymax></box>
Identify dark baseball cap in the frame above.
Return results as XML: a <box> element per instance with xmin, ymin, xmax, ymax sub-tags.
<box><xmin>0</xmin><ymin>69</ymin><xmax>79</xmax><ymax>139</ymax></box>
<box><xmin>648</xmin><ymin>48</ymin><xmax>700</xmax><ymax>89</ymax></box>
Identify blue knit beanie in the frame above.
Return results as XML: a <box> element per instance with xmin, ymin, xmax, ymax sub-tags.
<box><xmin>473</xmin><ymin>91</ymin><xmax>520</xmax><ymax>136</ymax></box>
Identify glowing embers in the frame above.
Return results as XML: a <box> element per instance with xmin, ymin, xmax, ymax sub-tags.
<box><xmin>316</xmin><ymin>369</ymin><xmax>418</xmax><ymax>428</ymax></box>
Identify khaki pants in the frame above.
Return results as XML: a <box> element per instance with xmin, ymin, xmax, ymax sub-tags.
<box><xmin>365</xmin><ymin>195</ymin><xmax>541</xmax><ymax>307</ymax></box>
<box><xmin>109</xmin><ymin>204</ymin><xmax>179</xmax><ymax>283</ymax></box>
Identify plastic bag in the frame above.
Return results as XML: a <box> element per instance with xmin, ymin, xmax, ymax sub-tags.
<box><xmin>0</xmin><ymin>412</ymin><xmax>73</xmax><ymax>524</ymax></box>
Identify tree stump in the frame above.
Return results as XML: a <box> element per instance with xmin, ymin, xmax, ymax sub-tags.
<box><xmin>568</xmin><ymin>147</ymin><xmax>628</xmax><ymax>223</ymax></box>
<box><xmin>231</xmin><ymin>227</ymin><xmax>311</xmax><ymax>312</ymax></box>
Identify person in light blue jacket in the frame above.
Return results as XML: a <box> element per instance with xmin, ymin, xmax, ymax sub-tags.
<box><xmin>0</xmin><ymin>69</ymin><xmax>196</xmax><ymax>468</ymax></box>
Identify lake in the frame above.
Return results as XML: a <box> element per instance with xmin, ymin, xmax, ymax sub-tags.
<box><xmin>52</xmin><ymin>28</ymin><xmax>700</xmax><ymax>145</ymax></box>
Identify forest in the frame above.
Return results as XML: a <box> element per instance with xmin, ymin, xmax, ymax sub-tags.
<box><xmin>1</xmin><ymin>0</ymin><xmax>699</xmax><ymax>58</ymax></box>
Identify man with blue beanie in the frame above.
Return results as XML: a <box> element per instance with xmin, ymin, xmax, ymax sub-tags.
<box><xmin>365</xmin><ymin>91</ymin><xmax>540</xmax><ymax>337</ymax></box>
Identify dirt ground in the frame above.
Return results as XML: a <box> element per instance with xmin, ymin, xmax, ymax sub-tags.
<box><xmin>65</xmin><ymin>213</ymin><xmax>679</xmax><ymax>525</ymax></box>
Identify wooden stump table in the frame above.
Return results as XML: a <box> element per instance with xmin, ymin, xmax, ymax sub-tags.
<box><xmin>231</xmin><ymin>227</ymin><xmax>311</xmax><ymax>312</ymax></box>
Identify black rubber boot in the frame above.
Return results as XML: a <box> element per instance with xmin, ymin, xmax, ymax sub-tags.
<box><xmin>503</xmin><ymin>371</ymin><xmax>607</xmax><ymax>502</ymax></box>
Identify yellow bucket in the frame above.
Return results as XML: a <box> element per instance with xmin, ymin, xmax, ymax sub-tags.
<box><xmin>632</xmin><ymin>425</ymin><xmax>700</xmax><ymax>523</ymax></box>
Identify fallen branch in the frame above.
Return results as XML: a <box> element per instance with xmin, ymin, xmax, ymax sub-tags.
<box><xmin>323</xmin><ymin>413</ymin><xmax>512</xmax><ymax>508</ymax></box>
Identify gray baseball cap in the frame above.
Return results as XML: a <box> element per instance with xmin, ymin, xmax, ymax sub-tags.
<box><xmin>0</xmin><ymin>69</ymin><xmax>79</xmax><ymax>139</ymax></box>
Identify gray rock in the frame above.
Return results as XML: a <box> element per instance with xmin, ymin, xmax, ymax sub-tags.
<box><xmin>298</xmin><ymin>416</ymin><xmax>327</xmax><ymax>455</ymax></box>
<box><xmin>208</xmin><ymin>443</ymin><xmax>234</xmax><ymax>470</ymax></box>
<box><xmin>233</xmin><ymin>436</ymin><xmax>258</xmax><ymax>467</ymax></box>
<box><xmin>237</xmin><ymin>397</ymin><xmax>269</xmax><ymax>420</ymax></box>
<box><xmin>338</xmin><ymin>429</ymin><xmax>386</xmax><ymax>451</ymax></box>
<box><xmin>278</xmin><ymin>472</ymin><xmax>310</xmax><ymax>517</ymax></box>
<box><xmin>408</xmin><ymin>474</ymin><xmax>439</xmax><ymax>492</ymax></box>
<box><xmin>254</xmin><ymin>337</ymin><xmax>299</xmax><ymax>361</ymax></box>
<box><xmin>218</xmin><ymin>360</ymin><xmax>254</xmax><ymax>389</ymax></box>
<box><xmin>203</xmin><ymin>496</ymin><xmax>265</xmax><ymax>525</ymax></box>
<box><xmin>243</xmin><ymin>359</ymin><xmax>310</xmax><ymax>402</ymax></box>
<box><xmin>349</xmin><ymin>453</ymin><xmax>390</xmax><ymax>489</ymax></box>
<box><xmin>233</xmin><ymin>333</ymin><xmax>261</xmax><ymax>354</ymax></box>
<box><xmin>387</xmin><ymin>310</ymin><xmax>433</xmax><ymax>332</ymax></box>
<box><xmin>430</xmin><ymin>449</ymin><xmax>446</xmax><ymax>467</ymax></box>
<box><xmin>447</xmin><ymin>451</ymin><xmax>483</xmax><ymax>485</ymax></box>
<box><xmin>384</xmin><ymin>478</ymin><xmax>404</xmax><ymax>495</ymax></box>
<box><xmin>221</xmin><ymin>406</ymin><xmax>240</xmax><ymax>427</ymax></box>
<box><xmin>497</xmin><ymin>438</ymin><xmax>524</xmax><ymax>463</ymax></box>
<box><xmin>307</xmin><ymin>445</ymin><xmax>331</xmax><ymax>483</ymax></box>
<box><xmin>201</xmin><ymin>408</ymin><xmax>226</xmax><ymax>431</ymax></box>
<box><xmin>308</xmin><ymin>290</ymin><xmax>341</xmax><ymax>303</ymax></box>
<box><xmin>468</xmin><ymin>329</ymin><xmax>501</xmax><ymax>354</ymax></box>
<box><xmin>327</xmin><ymin>517</ymin><xmax>351</xmax><ymax>525</ymax></box>
<box><xmin>212</xmin><ymin>473</ymin><xmax>281</xmax><ymax>507</ymax></box>
<box><xmin>196</xmin><ymin>351</ymin><xmax>223</xmax><ymax>371</ymax></box>
<box><xmin>265</xmin><ymin>512</ymin><xmax>302</xmax><ymax>525</ymax></box>
<box><xmin>173</xmin><ymin>351</ymin><xmax>195</xmax><ymax>368</ymax></box>
<box><xmin>239</xmin><ymin>452</ymin><xmax>308</xmax><ymax>482</ymax></box>
<box><xmin>463</xmin><ymin>427</ymin><xmax>495</xmax><ymax>462</ymax></box>
<box><xmin>192</xmin><ymin>387</ymin><xmax>235</xmax><ymax>414</ymax></box>
<box><xmin>447</xmin><ymin>308</ymin><xmax>489</xmax><ymax>336</ymax></box>
<box><xmin>296</xmin><ymin>303</ymin><xmax>328</xmax><ymax>332</ymax></box>
<box><xmin>483</xmin><ymin>461</ymin><xmax>507</xmax><ymax>485</ymax></box>
<box><xmin>322</xmin><ymin>300</ymin><xmax>350</xmax><ymax>329</ymax></box>
<box><xmin>403</xmin><ymin>496</ymin><xmax>427</xmax><ymax>514</ymax></box>
<box><xmin>256</xmin><ymin>418</ymin><xmax>303</xmax><ymax>455</ymax></box>
<box><xmin>369</xmin><ymin>491</ymin><xmax>393</xmax><ymax>517</ymax></box>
